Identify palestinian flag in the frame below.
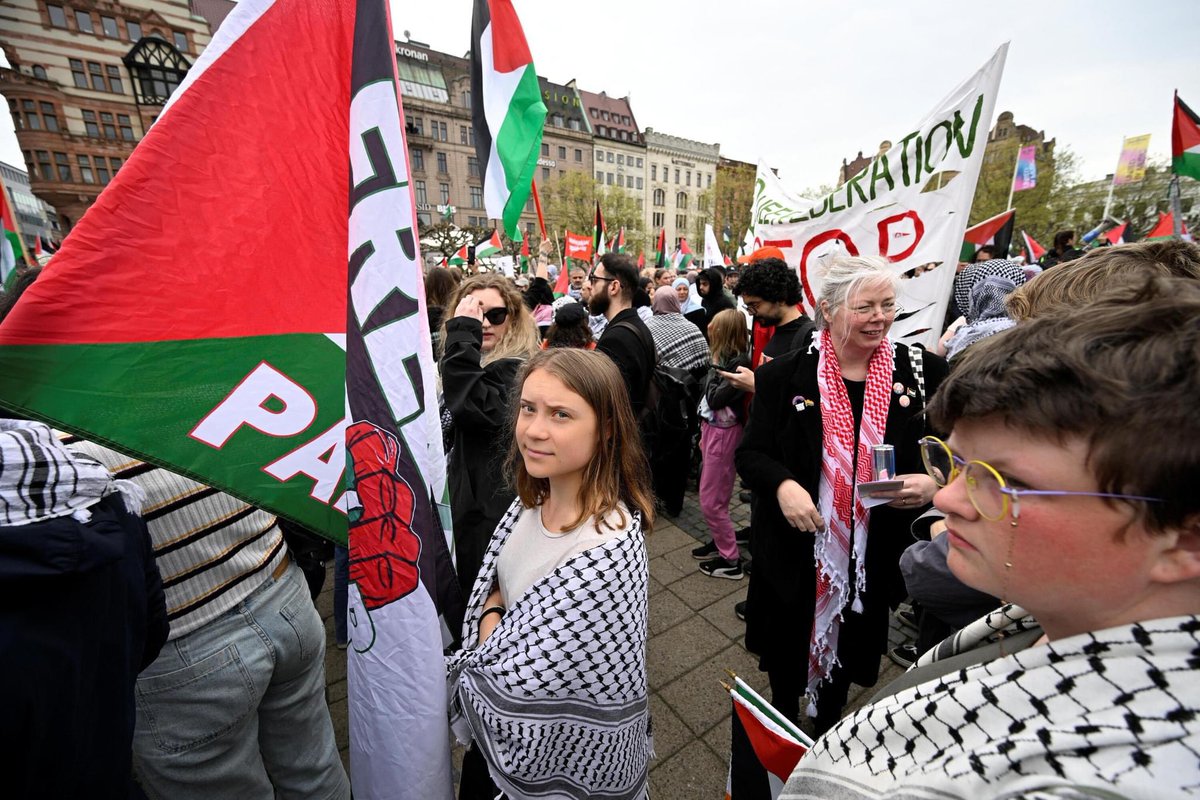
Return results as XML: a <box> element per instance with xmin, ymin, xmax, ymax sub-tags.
<box><xmin>552</xmin><ymin>252</ymin><xmax>569</xmax><ymax>295</ymax></box>
<box><xmin>654</xmin><ymin>228</ymin><xmax>667</xmax><ymax>269</ymax></box>
<box><xmin>673</xmin><ymin>237</ymin><xmax>694</xmax><ymax>270</ymax></box>
<box><xmin>1145</xmin><ymin>212</ymin><xmax>1189</xmax><ymax>240</ymax></box>
<box><xmin>592</xmin><ymin>201</ymin><xmax>606</xmax><ymax>255</ymax></box>
<box><xmin>448</xmin><ymin>242</ymin><xmax>469</xmax><ymax>266</ymax></box>
<box><xmin>1104</xmin><ymin>221</ymin><xmax>1128</xmax><ymax>246</ymax></box>
<box><xmin>475</xmin><ymin>228</ymin><xmax>503</xmax><ymax>258</ymax></box>
<box><xmin>1172</xmin><ymin>92</ymin><xmax>1200</xmax><ymax>182</ymax></box>
<box><xmin>636</xmin><ymin>252</ymin><xmax>645</xmax><ymax>268</ymax></box>
<box><xmin>1021</xmin><ymin>230</ymin><xmax>1046</xmax><ymax>263</ymax></box>
<box><xmin>961</xmin><ymin>209</ymin><xmax>1014</xmax><ymax>261</ymax></box>
<box><xmin>0</xmin><ymin>0</ymin><xmax>460</xmax><ymax>796</ymax></box>
<box><xmin>610</xmin><ymin>227</ymin><xmax>624</xmax><ymax>255</ymax></box>
<box><xmin>470</xmin><ymin>0</ymin><xmax>546</xmax><ymax>240</ymax></box>
<box><xmin>0</xmin><ymin>179</ymin><xmax>26</xmax><ymax>290</ymax></box>
<box><xmin>725</xmin><ymin>676</ymin><xmax>812</xmax><ymax>799</ymax></box>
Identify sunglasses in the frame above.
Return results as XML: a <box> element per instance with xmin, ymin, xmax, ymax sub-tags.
<box><xmin>482</xmin><ymin>306</ymin><xmax>510</xmax><ymax>325</ymax></box>
<box><xmin>919</xmin><ymin>436</ymin><xmax>1161</xmax><ymax>522</ymax></box>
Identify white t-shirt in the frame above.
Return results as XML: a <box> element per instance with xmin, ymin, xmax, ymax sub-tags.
<box><xmin>497</xmin><ymin>503</ymin><xmax>629</xmax><ymax>607</ymax></box>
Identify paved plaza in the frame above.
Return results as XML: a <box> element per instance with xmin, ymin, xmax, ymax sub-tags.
<box><xmin>316</xmin><ymin>489</ymin><xmax>911</xmax><ymax>798</ymax></box>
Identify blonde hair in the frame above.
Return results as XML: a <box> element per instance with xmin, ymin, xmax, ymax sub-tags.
<box><xmin>442</xmin><ymin>272</ymin><xmax>539</xmax><ymax>365</ymax></box>
<box><xmin>707</xmin><ymin>308</ymin><xmax>748</xmax><ymax>365</ymax></box>
<box><xmin>816</xmin><ymin>255</ymin><xmax>898</xmax><ymax>330</ymax></box>
<box><xmin>507</xmin><ymin>349</ymin><xmax>654</xmax><ymax>534</ymax></box>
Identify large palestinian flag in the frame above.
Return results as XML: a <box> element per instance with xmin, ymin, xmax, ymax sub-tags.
<box><xmin>471</xmin><ymin>0</ymin><xmax>546</xmax><ymax>240</ymax></box>
<box><xmin>961</xmin><ymin>208</ymin><xmax>1014</xmax><ymax>261</ymax></box>
<box><xmin>1173</xmin><ymin>92</ymin><xmax>1200</xmax><ymax>182</ymax></box>
<box><xmin>0</xmin><ymin>0</ymin><xmax>460</xmax><ymax>796</ymax></box>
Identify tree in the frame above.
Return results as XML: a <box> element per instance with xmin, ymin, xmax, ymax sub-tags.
<box><xmin>966</xmin><ymin>140</ymin><xmax>1081</xmax><ymax>252</ymax></box>
<box><xmin>419</xmin><ymin>222</ymin><xmax>472</xmax><ymax>259</ymax></box>
<box><xmin>596</xmin><ymin>185</ymin><xmax>645</xmax><ymax>255</ymax></box>
<box><xmin>538</xmin><ymin>171</ymin><xmax>646</xmax><ymax>257</ymax></box>
<box><xmin>713</xmin><ymin>165</ymin><xmax>755</xmax><ymax>255</ymax></box>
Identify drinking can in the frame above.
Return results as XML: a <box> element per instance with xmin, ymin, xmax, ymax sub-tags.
<box><xmin>872</xmin><ymin>444</ymin><xmax>895</xmax><ymax>481</ymax></box>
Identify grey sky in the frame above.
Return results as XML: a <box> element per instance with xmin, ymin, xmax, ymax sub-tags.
<box><xmin>3</xmin><ymin>0</ymin><xmax>1198</xmax><ymax>195</ymax></box>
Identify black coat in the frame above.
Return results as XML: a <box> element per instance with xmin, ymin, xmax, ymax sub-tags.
<box><xmin>441</xmin><ymin>317</ymin><xmax>525</xmax><ymax>598</ymax></box>
<box><xmin>735</xmin><ymin>341</ymin><xmax>947</xmax><ymax>683</ymax></box>
<box><xmin>596</xmin><ymin>308</ymin><xmax>655</xmax><ymax>414</ymax></box>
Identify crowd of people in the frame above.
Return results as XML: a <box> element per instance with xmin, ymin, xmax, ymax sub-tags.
<box><xmin>3</xmin><ymin>235</ymin><xmax>1199</xmax><ymax>798</ymax></box>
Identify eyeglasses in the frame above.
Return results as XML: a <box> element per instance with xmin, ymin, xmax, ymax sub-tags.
<box><xmin>919</xmin><ymin>436</ymin><xmax>1162</xmax><ymax>522</ymax></box>
<box><xmin>847</xmin><ymin>302</ymin><xmax>901</xmax><ymax>318</ymax></box>
<box><xmin>482</xmin><ymin>306</ymin><xmax>510</xmax><ymax>325</ymax></box>
<box><xmin>587</xmin><ymin>272</ymin><xmax>615</xmax><ymax>285</ymax></box>
<box><xmin>743</xmin><ymin>299</ymin><xmax>766</xmax><ymax>314</ymax></box>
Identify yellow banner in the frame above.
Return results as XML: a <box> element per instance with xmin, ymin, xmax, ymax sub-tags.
<box><xmin>1114</xmin><ymin>134</ymin><xmax>1152</xmax><ymax>185</ymax></box>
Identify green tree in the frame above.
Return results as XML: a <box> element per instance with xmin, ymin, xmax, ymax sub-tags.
<box><xmin>419</xmin><ymin>222</ymin><xmax>472</xmax><ymax>259</ymax></box>
<box><xmin>539</xmin><ymin>171</ymin><xmax>596</xmax><ymax>239</ymax></box>
<box><xmin>596</xmin><ymin>184</ymin><xmax>646</xmax><ymax>256</ymax></box>
<box><xmin>713</xmin><ymin>166</ymin><xmax>755</xmax><ymax>255</ymax></box>
<box><xmin>967</xmin><ymin>140</ymin><xmax>1081</xmax><ymax>252</ymax></box>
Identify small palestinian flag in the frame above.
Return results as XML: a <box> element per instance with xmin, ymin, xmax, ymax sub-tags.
<box><xmin>654</xmin><ymin>228</ymin><xmax>667</xmax><ymax>269</ymax></box>
<box><xmin>961</xmin><ymin>209</ymin><xmax>1014</xmax><ymax>261</ymax></box>
<box><xmin>475</xmin><ymin>229</ymin><xmax>503</xmax><ymax>259</ymax></box>
<box><xmin>1172</xmin><ymin>92</ymin><xmax>1200</xmax><ymax>182</ymax></box>
<box><xmin>448</xmin><ymin>243</ymin><xmax>469</xmax><ymax>265</ymax></box>
<box><xmin>1145</xmin><ymin>212</ymin><xmax>1189</xmax><ymax>240</ymax></box>
<box><xmin>673</xmin><ymin>238</ymin><xmax>694</xmax><ymax>270</ymax></box>
<box><xmin>610</xmin><ymin>227</ymin><xmax>624</xmax><ymax>255</ymax></box>
<box><xmin>1104</xmin><ymin>221</ymin><xmax>1128</xmax><ymax>246</ymax></box>
<box><xmin>1021</xmin><ymin>230</ymin><xmax>1046</xmax><ymax>263</ymax></box>
<box><xmin>470</xmin><ymin>0</ymin><xmax>546</xmax><ymax>240</ymax></box>
<box><xmin>592</xmin><ymin>201</ymin><xmax>605</xmax><ymax>255</ymax></box>
<box><xmin>725</xmin><ymin>676</ymin><xmax>812</xmax><ymax>800</ymax></box>
<box><xmin>0</xmin><ymin>179</ymin><xmax>26</xmax><ymax>290</ymax></box>
<box><xmin>636</xmin><ymin>252</ymin><xmax>644</xmax><ymax>268</ymax></box>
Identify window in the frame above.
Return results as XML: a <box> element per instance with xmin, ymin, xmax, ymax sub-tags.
<box><xmin>96</xmin><ymin>159</ymin><xmax>111</xmax><ymax>185</ymax></box>
<box><xmin>595</xmin><ymin>149</ymin><xmax>603</xmax><ymax>160</ymax></box>
<box><xmin>36</xmin><ymin>151</ymin><xmax>53</xmax><ymax>181</ymax></box>
<box><xmin>698</xmin><ymin>194</ymin><xmax>709</xmax><ymax>212</ymax></box>
<box><xmin>707</xmin><ymin>173</ymin><xmax>713</xmax><ymax>188</ymax></box>
<box><xmin>615</xmin><ymin>175</ymin><xmax>623</xmax><ymax>188</ymax></box>
<box><xmin>417</xmin><ymin>212</ymin><xmax>432</xmax><ymax>227</ymax></box>
<box><xmin>557</xmin><ymin>146</ymin><xmax>566</xmax><ymax>159</ymax></box>
<box><xmin>106</xmin><ymin>65</ymin><xmax>123</xmax><ymax>94</ymax></box>
<box><xmin>619</xmin><ymin>131</ymin><xmax>628</xmax><ymax>141</ymax></box>
<box><xmin>552</xmin><ymin>113</ymin><xmax>563</xmax><ymax>127</ymax></box>
<box><xmin>88</xmin><ymin>62</ymin><xmax>106</xmax><ymax>91</ymax></box>
<box><xmin>470</xmin><ymin>186</ymin><xmax>483</xmax><ymax>208</ymax></box>
<box><xmin>173</xmin><ymin>31</ymin><xmax>188</xmax><ymax>52</ymax></box>
<box><xmin>437</xmin><ymin>121</ymin><xmax>448</xmax><ymax>141</ymax></box>
<box><xmin>54</xmin><ymin>152</ymin><xmax>72</xmax><ymax>182</ymax></box>
<box><xmin>601</xmin><ymin>111</ymin><xmax>609</xmax><ymax>121</ymax></box>
<box><xmin>410</xmin><ymin>148</ymin><xmax>424</xmax><ymax>171</ymax></box>
<box><xmin>127</xmin><ymin>20</ymin><xmax>142</xmax><ymax>40</ymax></box>
<box><xmin>686</xmin><ymin>170</ymin><xmax>692</xmax><ymax>186</ymax></box>
<box><xmin>596</xmin><ymin>171</ymin><xmax>603</xmax><ymax>181</ymax></box>
<box><xmin>20</xmin><ymin>100</ymin><xmax>41</xmax><ymax>131</ymax></box>
<box><xmin>653</xmin><ymin>188</ymin><xmax>665</xmax><ymax>206</ymax></box>
<box><xmin>569</xmin><ymin>118</ymin><xmax>580</xmax><ymax>131</ymax></box>
<box><xmin>541</xmin><ymin>143</ymin><xmax>549</xmax><ymax>157</ymax></box>
<box><xmin>653</xmin><ymin>212</ymin><xmax>664</xmax><ymax>227</ymax></box>
<box><xmin>32</xmin><ymin>65</ymin><xmax>47</xmax><ymax>80</ymax></box>
<box><xmin>623</xmin><ymin>115</ymin><xmax>630</xmax><ymax>125</ymax></box>
<box><xmin>414</xmin><ymin>180</ymin><xmax>427</xmax><ymax>204</ymax></box>
<box><xmin>677</xmin><ymin>214</ymin><xmax>687</xmax><ymax>230</ymax></box>
<box><xmin>439</xmin><ymin>183</ymin><xmax>449</xmax><ymax>204</ymax></box>
<box><xmin>77</xmin><ymin>155</ymin><xmax>95</xmax><ymax>184</ymax></box>
<box><xmin>82</xmin><ymin>110</ymin><xmax>101</xmax><ymax>137</ymax></box>
<box><xmin>461</xmin><ymin>90</ymin><xmax>471</xmax><ymax>108</ymax></box>
<box><xmin>110</xmin><ymin>157</ymin><xmax>122</xmax><ymax>173</ymax></box>
<box><xmin>597</xmin><ymin>125</ymin><xmax>606</xmax><ymax>136</ymax></box>
<box><xmin>75</xmin><ymin>10</ymin><xmax>94</xmax><ymax>33</ymax></box>
<box><xmin>48</xmin><ymin>4</ymin><xmax>67</xmax><ymax>27</ymax></box>
<box><xmin>636</xmin><ymin>157</ymin><xmax>643</xmax><ymax>168</ymax></box>
<box><xmin>101</xmin><ymin>16</ymin><xmax>119</xmax><ymax>37</ymax></box>
<box><xmin>636</xmin><ymin>177</ymin><xmax>643</xmax><ymax>189</ymax></box>
<box><xmin>606</xmin><ymin>152</ymin><xmax>614</xmax><ymax>163</ymax></box>
<box><xmin>436</xmin><ymin>152</ymin><xmax>447</xmax><ymax>173</ymax></box>
<box><xmin>677</xmin><ymin>192</ymin><xmax>688</xmax><ymax>209</ymax></box>
<box><xmin>100</xmin><ymin>112</ymin><xmax>117</xmax><ymax>138</ymax></box>
<box><xmin>558</xmin><ymin>169</ymin><xmax>565</xmax><ymax>178</ymax></box>
<box><xmin>460</xmin><ymin>125</ymin><xmax>468</xmax><ymax>145</ymax></box>
<box><xmin>605</xmin><ymin>173</ymin><xmax>613</xmax><ymax>185</ymax></box>
<box><xmin>674</xmin><ymin>169</ymin><xmax>680</xmax><ymax>184</ymax></box>
<box><xmin>118</xmin><ymin>114</ymin><xmax>134</xmax><ymax>140</ymax></box>
<box><xmin>411</xmin><ymin>117</ymin><xmax>423</xmax><ymax>136</ymax></box>
<box><xmin>467</xmin><ymin>156</ymin><xmax>479</xmax><ymax>178</ymax></box>
<box><xmin>70</xmin><ymin>59</ymin><xmax>88</xmax><ymax>89</ymax></box>
<box><xmin>542</xmin><ymin>166</ymin><xmax>550</xmax><ymax>180</ymax></box>
<box><xmin>526</xmin><ymin>222</ymin><xmax>535</xmax><ymax>236</ymax></box>
<box><xmin>574</xmin><ymin>148</ymin><xmax>582</xmax><ymax>162</ymax></box>
<box><xmin>651</xmin><ymin>165</ymin><xmax>657</xmax><ymax>181</ymax></box>
<box><xmin>617</xmin><ymin>154</ymin><xmax>624</xmax><ymax>166</ymax></box>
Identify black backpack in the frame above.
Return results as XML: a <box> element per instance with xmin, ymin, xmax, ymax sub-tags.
<box><xmin>612</xmin><ymin>319</ymin><xmax>705</xmax><ymax>453</ymax></box>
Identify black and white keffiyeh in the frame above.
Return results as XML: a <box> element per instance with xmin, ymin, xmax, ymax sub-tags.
<box><xmin>446</xmin><ymin>500</ymin><xmax>652</xmax><ymax>800</ymax></box>
<box><xmin>783</xmin><ymin>611</ymin><xmax>1200</xmax><ymax>799</ymax></box>
<box><xmin>0</xmin><ymin>420</ymin><xmax>132</xmax><ymax>526</ymax></box>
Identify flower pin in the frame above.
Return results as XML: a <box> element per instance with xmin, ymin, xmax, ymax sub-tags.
<box><xmin>792</xmin><ymin>395</ymin><xmax>815</xmax><ymax>412</ymax></box>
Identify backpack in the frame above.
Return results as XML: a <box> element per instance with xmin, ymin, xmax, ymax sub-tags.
<box><xmin>611</xmin><ymin>319</ymin><xmax>704</xmax><ymax>453</ymax></box>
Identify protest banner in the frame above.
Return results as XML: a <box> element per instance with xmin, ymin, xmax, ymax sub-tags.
<box><xmin>748</xmin><ymin>44</ymin><xmax>1008</xmax><ymax>348</ymax></box>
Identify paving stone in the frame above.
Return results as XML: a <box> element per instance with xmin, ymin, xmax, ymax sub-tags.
<box><xmin>649</xmin><ymin>739</ymin><xmax>728</xmax><ymax>800</ymax></box>
<box><xmin>697</xmin><ymin>585</ymin><xmax>750</xmax><ymax>641</ymax></box>
<box><xmin>327</xmin><ymin>677</ymin><xmax>348</xmax><ymax>704</ymax></box>
<box><xmin>660</xmin><ymin>540</ymin><xmax>707</xmax><ymax>577</ymax></box>
<box><xmin>647</xmin><ymin>614</ymin><xmax>731</xmax><ymax>690</ymax></box>
<box><xmin>659</xmin><ymin>660</ymin><xmax>732</xmax><ymax>737</ymax></box>
<box><xmin>647</xmin><ymin>523</ymin><xmax>697</xmax><ymax>559</ymax></box>
<box><xmin>649</xmin><ymin>553</ymin><xmax>687</xmax><ymax>586</ymax></box>
<box><xmin>324</xmin><ymin>643</ymin><xmax>347</xmax><ymax>685</ymax></box>
<box><xmin>649</xmin><ymin>587</ymin><xmax>693</xmax><ymax>637</ymax></box>
<box><xmin>649</xmin><ymin>574</ymin><xmax>666</xmax><ymax>597</ymax></box>
<box><xmin>668</xmin><ymin>569</ymin><xmax>748</xmax><ymax>611</ymax></box>
<box><xmin>702</xmin><ymin>715</ymin><xmax>732</xmax><ymax>767</ymax></box>
<box><xmin>648</xmin><ymin>693</ymin><xmax>692</xmax><ymax>763</ymax></box>
<box><xmin>329</xmin><ymin>695</ymin><xmax>349</xmax><ymax>755</ymax></box>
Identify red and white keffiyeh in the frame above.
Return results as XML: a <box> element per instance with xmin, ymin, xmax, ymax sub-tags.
<box><xmin>808</xmin><ymin>328</ymin><xmax>894</xmax><ymax>713</ymax></box>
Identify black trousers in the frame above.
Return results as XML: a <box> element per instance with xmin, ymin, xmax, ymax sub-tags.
<box><xmin>459</xmin><ymin>744</ymin><xmax>502</xmax><ymax>800</ymax></box>
<box><xmin>768</xmin><ymin>661</ymin><xmax>854</xmax><ymax>738</ymax></box>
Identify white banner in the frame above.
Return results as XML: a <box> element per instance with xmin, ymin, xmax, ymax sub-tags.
<box><xmin>749</xmin><ymin>44</ymin><xmax>1008</xmax><ymax>348</ymax></box>
<box><xmin>703</xmin><ymin>224</ymin><xmax>724</xmax><ymax>267</ymax></box>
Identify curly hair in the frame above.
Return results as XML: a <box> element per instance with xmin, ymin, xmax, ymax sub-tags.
<box><xmin>732</xmin><ymin>258</ymin><xmax>801</xmax><ymax>305</ymax></box>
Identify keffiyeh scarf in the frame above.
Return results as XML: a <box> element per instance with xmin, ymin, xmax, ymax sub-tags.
<box><xmin>783</xmin><ymin>611</ymin><xmax>1200</xmax><ymax>799</ymax></box>
<box><xmin>810</xmin><ymin>329</ymin><xmax>894</xmax><ymax>714</ymax></box>
<box><xmin>446</xmin><ymin>501</ymin><xmax>652</xmax><ymax>799</ymax></box>
<box><xmin>0</xmin><ymin>420</ymin><xmax>123</xmax><ymax>526</ymax></box>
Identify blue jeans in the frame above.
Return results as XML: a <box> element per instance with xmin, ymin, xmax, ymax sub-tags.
<box><xmin>132</xmin><ymin>560</ymin><xmax>350</xmax><ymax>800</ymax></box>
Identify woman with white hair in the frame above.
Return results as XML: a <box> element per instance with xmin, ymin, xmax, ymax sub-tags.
<box><xmin>735</xmin><ymin>256</ymin><xmax>949</xmax><ymax>735</ymax></box>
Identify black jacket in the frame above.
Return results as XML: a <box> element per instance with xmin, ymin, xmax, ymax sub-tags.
<box><xmin>596</xmin><ymin>308</ymin><xmax>655</xmax><ymax>414</ymax></box>
<box><xmin>705</xmin><ymin>352</ymin><xmax>752</xmax><ymax>426</ymax></box>
<box><xmin>441</xmin><ymin>316</ymin><xmax>525</xmax><ymax>598</ymax></box>
<box><xmin>735</xmin><ymin>343</ymin><xmax>947</xmax><ymax>681</ymax></box>
<box><xmin>0</xmin><ymin>493</ymin><xmax>167</xmax><ymax>800</ymax></box>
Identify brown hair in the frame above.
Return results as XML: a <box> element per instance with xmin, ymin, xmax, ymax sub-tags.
<box><xmin>1007</xmin><ymin>239</ymin><xmax>1200</xmax><ymax>321</ymax></box>
<box><xmin>424</xmin><ymin>267</ymin><xmax>458</xmax><ymax>310</ymax></box>
<box><xmin>929</xmin><ymin>276</ymin><xmax>1200</xmax><ymax>533</ymax></box>
<box><xmin>441</xmin><ymin>272</ymin><xmax>540</xmax><ymax>365</ymax></box>
<box><xmin>707</xmin><ymin>308</ymin><xmax>748</xmax><ymax>365</ymax></box>
<box><xmin>506</xmin><ymin>349</ymin><xmax>655</xmax><ymax>533</ymax></box>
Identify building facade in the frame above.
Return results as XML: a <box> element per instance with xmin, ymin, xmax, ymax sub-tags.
<box><xmin>1</xmin><ymin>159</ymin><xmax>60</xmax><ymax>251</ymax></box>
<box><xmin>536</xmin><ymin>78</ymin><xmax>594</xmax><ymax>235</ymax></box>
<box><xmin>1</xmin><ymin>0</ymin><xmax>229</xmax><ymax>231</ymax></box>
<box><xmin>579</xmin><ymin>89</ymin><xmax>645</xmax><ymax>212</ymax></box>
<box><xmin>644</xmin><ymin>128</ymin><xmax>719</xmax><ymax>250</ymax></box>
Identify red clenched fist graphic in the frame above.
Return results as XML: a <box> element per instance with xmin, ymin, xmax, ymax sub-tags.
<box><xmin>346</xmin><ymin>421</ymin><xmax>420</xmax><ymax>609</ymax></box>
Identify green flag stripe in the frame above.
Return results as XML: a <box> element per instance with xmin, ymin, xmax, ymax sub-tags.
<box><xmin>496</xmin><ymin>64</ymin><xmax>546</xmax><ymax>239</ymax></box>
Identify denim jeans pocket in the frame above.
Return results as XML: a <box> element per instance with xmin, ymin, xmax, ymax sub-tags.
<box><xmin>278</xmin><ymin>576</ymin><xmax>322</xmax><ymax>664</ymax></box>
<box><xmin>135</xmin><ymin>644</ymin><xmax>256</xmax><ymax>754</ymax></box>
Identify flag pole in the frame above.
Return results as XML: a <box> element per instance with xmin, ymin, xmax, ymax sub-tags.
<box><xmin>1005</xmin><ymin>142</ymin><xmax>1020</xmax><ymax>212</ymax></box>
<box><xmin>1103</xmin><ymin>135</ymin><xmax>1122</xmax><ymax>221</ymax></box>
<box><xmin>530</xmin><ymin>179</ymin><xmax>548</xmax><ymax>241</ymax></box>
<box><xmin>1169</xmin><ymin>175</ymin><xmax>1183</xmax><ymax>238</ymax></box>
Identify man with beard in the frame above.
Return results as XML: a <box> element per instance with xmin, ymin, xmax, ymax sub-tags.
<box><xmin>591</xmin><ymin>253</ymin><xmax>655</xmax><ymax>413</ymax></box>
<box><xmin>696</xmin><ymin>266</ymin><xmax>735</xmax><ymax>336</ymax></box>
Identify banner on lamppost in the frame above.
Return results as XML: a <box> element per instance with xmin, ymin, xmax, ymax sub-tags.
<box><xmin>746</xmin><ymin>44</ymin><xmax>1009</xmax><ymax>349</ymax></box>
<box><xmin>1013</xmin><ymin>144</ymin><xmax>1037</xmax><ymax>192</ymax></box>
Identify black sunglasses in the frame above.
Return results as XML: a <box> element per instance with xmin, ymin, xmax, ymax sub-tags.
<box><xmin>482</xmin><ymin>306</ymin><xmax>510</xmax><ymax>325</ymax></box>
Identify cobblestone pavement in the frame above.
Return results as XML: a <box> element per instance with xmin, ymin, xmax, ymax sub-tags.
<box><xmin>316</xmin><ymin>483</ymin><xmax>914</xmax><ymax>797</ymax></box>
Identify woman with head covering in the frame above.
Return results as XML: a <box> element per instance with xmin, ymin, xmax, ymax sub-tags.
<box><xmin>938</xmin><ymin>259</ymin><xmax>1026</xmax><ymax>357</ymax></box>
<box><xmin>785</xmin><ymin>276</ymin><xmax>1200</xmax><ymax>799</ymax></box>
<box><xmin>673</xmin><ymin>276</ymin><xmax>706</xmax><ymax>331</ymax></box>
<box><xmin>735</xmin><ymin>255</ymin><xmax>949</xmax><ymax>735</ymax></box>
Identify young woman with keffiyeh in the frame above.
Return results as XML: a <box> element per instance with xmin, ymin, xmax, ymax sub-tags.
<box><xmin>783</xmin><ymin>275</ymin><xmax>1200</xmax><ymax>799</ymax></box>
<box><xmin>735</xmin><ymin>255</ymin><xmax>948</xmax><ymax>736</ymax></box>
<box><xmin>446</xmin><ymin>348</ymin><xmax>655</xmax><ymax>800</ymax></box>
